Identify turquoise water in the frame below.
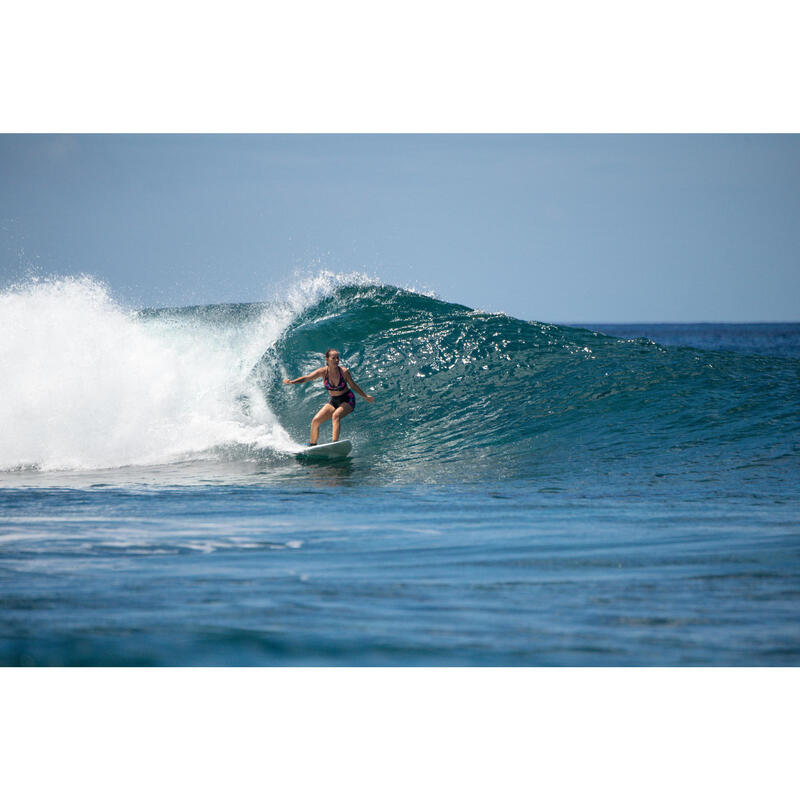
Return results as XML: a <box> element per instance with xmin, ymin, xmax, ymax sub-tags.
<box><xmin>1</xmin><ymin>277</ymin><xmax>799</xmax><ymax>665</ymax></box>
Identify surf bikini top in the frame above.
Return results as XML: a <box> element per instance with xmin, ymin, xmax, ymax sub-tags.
<box><xmin>324</xmin><ymin>367</ymin><xmax>347</xmax><ymax>393</ymax></box>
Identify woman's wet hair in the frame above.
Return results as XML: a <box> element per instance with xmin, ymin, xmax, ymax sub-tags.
<box><xmin>325</xmin><ymin>349</ymin><xmax>339</xmax><ymax>360</ymax></box>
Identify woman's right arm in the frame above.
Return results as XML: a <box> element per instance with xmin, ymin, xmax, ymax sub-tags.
<box><xmin>283</xmin><ymin>367</ymin><xmax>323</xmax><ymax>385</ymax></box>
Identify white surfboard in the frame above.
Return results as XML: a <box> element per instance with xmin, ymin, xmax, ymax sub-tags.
<box><xmin>296</xmin><ymin>439</ymin><xmax>352</xmax><ymax>460</ymax></box>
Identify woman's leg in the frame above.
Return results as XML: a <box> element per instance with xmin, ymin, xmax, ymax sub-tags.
<box><xmin>310</xmin><ymin>404</ymin><xmax>334</xmax><ymax>444</ymax></box>
<box><xmin>331</xmin><ymin>403</ymin><xmax>352</xmax><ymax>441</ymax></box>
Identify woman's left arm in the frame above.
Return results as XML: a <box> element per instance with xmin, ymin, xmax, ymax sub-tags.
<box><xmin>345</xmin><ymin>369</ymin><xmax>374</xmax><ymax>403</ymax></box>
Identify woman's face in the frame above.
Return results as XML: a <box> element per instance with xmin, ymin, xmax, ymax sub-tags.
<box><xmin>327</xmin><ymin>351</ymin><xmax>340</xmax><ymax>366</ymax></box>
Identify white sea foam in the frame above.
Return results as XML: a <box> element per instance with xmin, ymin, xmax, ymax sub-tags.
<box><xmin>0</xmin><ymin>273</ymin><xmax>358</xmax><ymax>471</ymax></box>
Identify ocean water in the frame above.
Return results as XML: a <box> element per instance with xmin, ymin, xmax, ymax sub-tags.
<box><xmin>1</xmin><ymin>275</ymin><xmax>798</xmax><ymax>666</ymax></box>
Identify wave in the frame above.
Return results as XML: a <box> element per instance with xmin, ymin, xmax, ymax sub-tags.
<box><xmin>265</xmin><ymin>283</ymin><xmax>800</xmax><ymax>484</ymax></box>
<box><xmin>2</xmin><ymin>274</ymin><xmax>798</xmax><ymax>484</ymax></box>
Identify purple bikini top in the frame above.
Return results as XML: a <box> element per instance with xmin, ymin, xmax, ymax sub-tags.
<box><xmin>324</xmin><ymin>368</ymin><xmax>347</xmax><ymax>393</ymax></box>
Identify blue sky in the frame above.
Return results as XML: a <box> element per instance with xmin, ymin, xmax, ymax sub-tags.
<box><xmin>1</xmin><ymin>134</ymin><xmax>798</xmax><ymax>322</ymax></box>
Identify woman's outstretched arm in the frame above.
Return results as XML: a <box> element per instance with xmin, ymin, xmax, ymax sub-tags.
<box><xmin>283</xmin><ymin>367</ymin><xmax>325</xmax><ymax>385</ymax></box>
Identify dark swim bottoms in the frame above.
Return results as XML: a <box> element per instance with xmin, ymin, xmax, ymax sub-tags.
<box><xmin>328</xmin><ymin>391</ymin><xmax>355</xmax><ymax>410</ymax></box>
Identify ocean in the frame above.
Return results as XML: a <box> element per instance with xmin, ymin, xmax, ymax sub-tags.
<box><xmin>1</xmin><ymin>274</ymin><xmax>798</xmax><ymax>666</ymax></box>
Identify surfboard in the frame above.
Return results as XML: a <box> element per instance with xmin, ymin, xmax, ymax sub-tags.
<box><xmin>296</xmin><ymin>439</ymin><xmax>352</xmax><ymax>460</ymax></box>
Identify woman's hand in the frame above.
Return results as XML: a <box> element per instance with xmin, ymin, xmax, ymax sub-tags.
<box><xmin>366</xmin><ymin>395</ymin><xmax>375</xmax><ymax>403</ymax></box>
<box><xmin>283</xmin><ymin>378</ymin><xmax>292</xmax><ymax>385</ymax></box>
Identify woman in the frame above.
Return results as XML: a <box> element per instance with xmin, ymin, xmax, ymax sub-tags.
<box><xmin>283</xmin><ymin>349</ymin><xmax>374</xmax><ymax>445</ymax></box>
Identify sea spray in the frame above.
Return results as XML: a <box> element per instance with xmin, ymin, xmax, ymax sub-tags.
<box><xmin>0</xmin><ymin>277</ymin><xmax>296</xmax><ymax>470</ymax></box>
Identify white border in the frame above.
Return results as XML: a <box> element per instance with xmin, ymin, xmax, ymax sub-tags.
<box><xmin>1</xmin><ymin>668</ymin><xmax>796</xmax><ymax>799</ymax></box>
<box><xmin>3</xmin><ymin>1</ymin><xmax>799</xmax><ymax>132</ymax></box>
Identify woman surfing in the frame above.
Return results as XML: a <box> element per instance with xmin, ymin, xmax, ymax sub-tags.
<box><xmin>283</xmin><ymin>349</ymin><xmax>374</xmax><ymax>446</ymax></box>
